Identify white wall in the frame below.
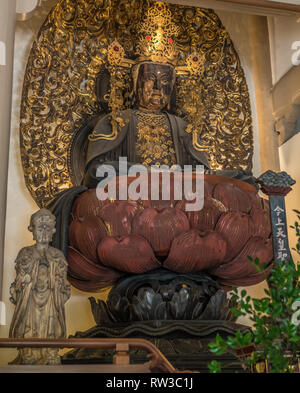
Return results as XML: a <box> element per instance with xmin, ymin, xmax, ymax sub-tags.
<box><xmin>279</xmin><ymin>133</ymin><xmax>300</xmax><ymax>260</ymax></box>
<box><xmin>269</xmin><ymin>0</ymin><xmax>300</xmax><ymax>4</ymax></box>
<box><xmin>268</xmin><ymin>15</ymin><xmax>300</xmax><ymax>85</ymax></box>
<box><xmin>270</xmin><ymin>14</ymin><xmax>300</xmax><ymax>252</ymax></box>
<box><xmin>0</xmin><ymin>0</ymin><xmax>17</xmax><ymax>312</ymax></box>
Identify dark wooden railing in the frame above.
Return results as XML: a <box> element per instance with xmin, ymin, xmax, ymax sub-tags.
<box><xmin>0</xmin><ymin>337</ymin><xmax>178</xmax><ymax>373</ymax></box>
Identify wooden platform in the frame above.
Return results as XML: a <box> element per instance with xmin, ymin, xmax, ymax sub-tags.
<box><xmin>0</xmin><ymin>364</ymin><xmax>150</xmax><ymax>373</ymax></box>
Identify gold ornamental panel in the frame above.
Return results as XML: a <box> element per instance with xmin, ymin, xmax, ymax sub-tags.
<box><xmin>20</xmin><ymin>0</ymin><xmax>253</xmax><ymax>207</ymax></box>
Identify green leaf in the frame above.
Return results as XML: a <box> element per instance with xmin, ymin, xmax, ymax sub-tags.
<box><xmin>252</xmin><ymin>299</ymin><xmax>261</xmax><ymax>311</ymax></box>
<box><xmin>262</xmin><ymin>262</ymin><xmax>268</xmax><ymax>270</ymax></box>
<box><xmin>243</xmin><ymin>332</ymin><xmax>253</xmax><ymax>346</ymax></box>
<box><xmin>206</xmin><ymin>210</ymin><xmax>300</xmax><ymax>373</ymax></box>
<box><xmin>208</xmin><ymin>360</ymin><xmax>222</xmax><ymax>373</ymax></box>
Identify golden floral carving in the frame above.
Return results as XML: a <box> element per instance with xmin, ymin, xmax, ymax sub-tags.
<box><xmin>20</xmin><ymin>0</ymin><xmax>253</xmax><ymax>207</ymax></box>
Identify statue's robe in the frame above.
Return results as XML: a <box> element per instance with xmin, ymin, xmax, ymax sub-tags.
<box><xmin>48</xmin><ymin>109</ymin><xmax>209</xmax><ymax>254</ymax></box>
<box><xmin>48</xmin><ymin>109</ymin><xmax>255</xmax><ymax>257</ymax></box>
<box><xmin>9</xmin><ymin>245</ymin><xmax>69</xmax><ymax>341</ymax></box>
<box><xmin>83</xmin><ymin>109</ymin><xmax>210</xmax><ymax>187</ymax></box>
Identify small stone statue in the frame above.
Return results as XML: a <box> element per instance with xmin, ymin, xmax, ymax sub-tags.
<box><xmin>9</xmin><ymin>209</ymin><xmax>70</xmax><ymax>365</ymax></box>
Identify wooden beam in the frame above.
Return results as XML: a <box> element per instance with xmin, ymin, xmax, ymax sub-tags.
<box><xmin>0</xmin><ymin>337</ymin><xmax>177</xmax><ymax>373</ymax></box>
<box><xmin>221</xmin><ymin>0</ymin><xmax>300</xmax><ymax>13</ymax></box>
<box><xmin>165</xmin><ymin>0</ymin><xmax>300</xmax><ymax>16</ymax></box>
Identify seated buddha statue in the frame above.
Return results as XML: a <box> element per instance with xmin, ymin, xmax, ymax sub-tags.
<box><xmin>49</xmin><ymin>55</ymin><xmax>212</xmax><ymax>255</ymax></box>
<box><xmin>48</xmin><ymin>3</ymin><xmax>271</xmax><ymax>293</ymax></box>
<box><xmin>82</xmin><ymin>60</ymin><xmax>210</xmax><ymax>189</ymax></box>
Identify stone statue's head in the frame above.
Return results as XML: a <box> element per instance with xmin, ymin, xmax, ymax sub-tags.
<box><xmin>132</xmin><ymin>61</ymin><xmax>176</xmax><ymax>113</ymax></box>
<box><xmin>28</xmin><ymin>208</ymin><xmax>56</xmax><ymax>245</ymax></box>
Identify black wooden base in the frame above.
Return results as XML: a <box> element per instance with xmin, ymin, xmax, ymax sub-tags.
<box><xmin>62</xmin><ymin>320</ymin><xmax>251</xmax><ymax>372</ymax></box>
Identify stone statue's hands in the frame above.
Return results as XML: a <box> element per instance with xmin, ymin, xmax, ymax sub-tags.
<box><xmin>24</xmin><ymin>274</ymin><xmax>31</xmax><ymax>284</ymax></box>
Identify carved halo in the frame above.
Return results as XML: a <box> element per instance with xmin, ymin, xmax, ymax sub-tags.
<box><xmin>20</xmin><ymin>0</ymin><xmax>253</xmax><ymax>207</ymax></box>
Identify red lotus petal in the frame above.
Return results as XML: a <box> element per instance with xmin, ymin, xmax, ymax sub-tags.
<box><xmin>69</xmin><ymin>215</ymin><xmax>108</xmax><ymax>262</ymax></box>
<box><xmin>114</xmin><ymin>173</ymin><xmax>210</xmax><ymax>210</ymax></box>
<box><xmin>216</xmin><ymin>263</ymin><xmax>274</xmax><ymax>287</ymax></box>
<box><xmin>204</xmin><ymin>180</ymin><xmax>213</xmax><ymax>197</ymax></box>
<box><xmin>209</xmin><ymin>237</ymin><xmax>274</xmax><ymax>279</ymax></box>
<box><xmin>97</xmin><ymin>235</ymin><xmax>161</xmax><ymax>273</ymax></box>
<box><xmin>99</xmin><ymin>200</ymin><xmax>142</xmax><ymax>236</ymax></box>
<box><xmin>262</xmin><ymin>197</ymin><xmax>270</xmax><ymax>213</ymax></box>
<box><xmin>131</xmin><ymin>207</ymin><xmax>190</xmax><ymax>256</ymax></box>
<box><xmin>164</xmin><ymin>229</ymin><xmax>227</xmax><ymax>273</ymax></box>
<box><xmin>72</xmin><ymin>189</ymin><xmax>110</xmax><ymax>220</ymax></box>
<box><xmin>250</xmin><ymin>208</ymin><xmax>272</xmax><ymax>238</ymax></box>
<box><xmin>176</xmin><ymin>197</ymin><xmax>227</xmax><ymax>231</ymax></box>
<box><xmin>247</xmin><ymin>190</ymin><xmax>263</xmax><ymax>210</ymax></box>
<box><xmin>134</xmin><ymin>173</ymin><xmax>182</xmax><ymax>210</ymax></box>
<box><xmin>215</xmin><ymin>211</ymin><xmax>252</xmax><ymax>262</ymax></box>
<box><xmin>67</xmin><ymin>246</ymin><xmax>121</xmax><ymax>282</ymax></box>
<box><xmin>139</xmin><ymin>199</ymin><xmax>176</xmax><ymax>210</ymax></box>
<box><xmin>213</xmin><ymin>182</ymin><xmax>252</xmax><ymax>213</ymax></box>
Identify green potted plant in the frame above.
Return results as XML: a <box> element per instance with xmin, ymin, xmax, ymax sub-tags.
<box><xmin>208</xmin><ymin>210</ymin><xmax>300</xmax><ymax>373</ymax></box>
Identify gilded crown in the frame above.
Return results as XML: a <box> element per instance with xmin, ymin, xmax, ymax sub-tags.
<box><xmin>135</xmin><ymin>2</ymin><xmax>180</xmax><ymax>66</ymax></box>
<box><xmin>107</xmin><ymin>2</ymin><xmax>205</xmax><ymax>77</ymax></box>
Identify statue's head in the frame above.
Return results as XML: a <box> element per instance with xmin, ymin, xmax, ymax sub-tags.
<box><xmin>28</xmin><ymin>208</ymin><xmax>56</xmax><ymax>245</ymax></box>
<box><xmin>105</xmin><ymin>3</ymin><xmax>203</xmax><ymax>114</ymax></box>
<box><xmin>132</xmin><ymin>61</ymin><xmax>175</xmax><ymax>113</ymax></box>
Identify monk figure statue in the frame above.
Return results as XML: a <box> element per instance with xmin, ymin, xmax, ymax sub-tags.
<box><xmin>9</xmin><ymin>209</ymin><xmax>70</xmax><ymax>365</ymax></box>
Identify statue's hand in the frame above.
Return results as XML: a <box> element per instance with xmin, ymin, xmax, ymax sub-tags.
<box><xmin>24</xmin><ymin>274</ymin><xmax>31</xmax><ymax>285</ymax></box>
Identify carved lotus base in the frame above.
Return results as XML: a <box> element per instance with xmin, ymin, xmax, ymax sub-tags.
<box><xmin>62</xmin><ymin>271</ymin><xmax>250</xmax><ymax>371</ymax></box>
<box><xmin>88</xmin><ymin>269</ymin><xmax>237</xmax><ymax>323</ymax></box>
<box><xmin>67</xmin><ymin>174</ymin><xmax>274</xmax><ymax>292</ymax></box>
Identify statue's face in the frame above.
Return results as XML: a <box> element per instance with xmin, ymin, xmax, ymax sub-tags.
<box><xmin>32</xmin><ymin>219</ymin><xmax>55</xmax><ymax>245</ymax></box>
<box><xmin>136</xmin><ymin>62</ymin><xmax>175</xmax><ymax>112</ymax></box>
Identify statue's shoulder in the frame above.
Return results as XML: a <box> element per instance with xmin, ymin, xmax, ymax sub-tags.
<box><xmin>47</xmin><ymin>247</ymin><xmax>68</xmax><ymax>271</ymax></box>
<box><xmin>174</xmin><ymin>114</ymin><xmax>187</xmax><ymax>126</ymax></box>
<box><xmin>16</xmin><ymin>245</ymin><xmax>36</xmax><ymax>260</ymax></box>
<box><xmin>166</xmin><ymin>112</ymin><xmax>187</xmax><ymax>134</ymax></box>
<box><xmin>15</xmin><ymin>245</ymin><xmax>38</xmax><ymax>270</ymax></box>
<box><xmin>48</xmin><ymin>246</ymin><xmax>66</xmax><ymax>260</ymax></box>
<box><xmin>93</xmin><ymin>109</ymin><xmax>132</xmax><ymax>133</ymax></box>
<box><xmin>86</xmin><ymin>109</ymin><xmax>132</xmax><ymax>166</ymax></box>
<box><xmin>167</xmin><ymin>113</ymin><xmax>210</xmax><ymax>168</ymax></box>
